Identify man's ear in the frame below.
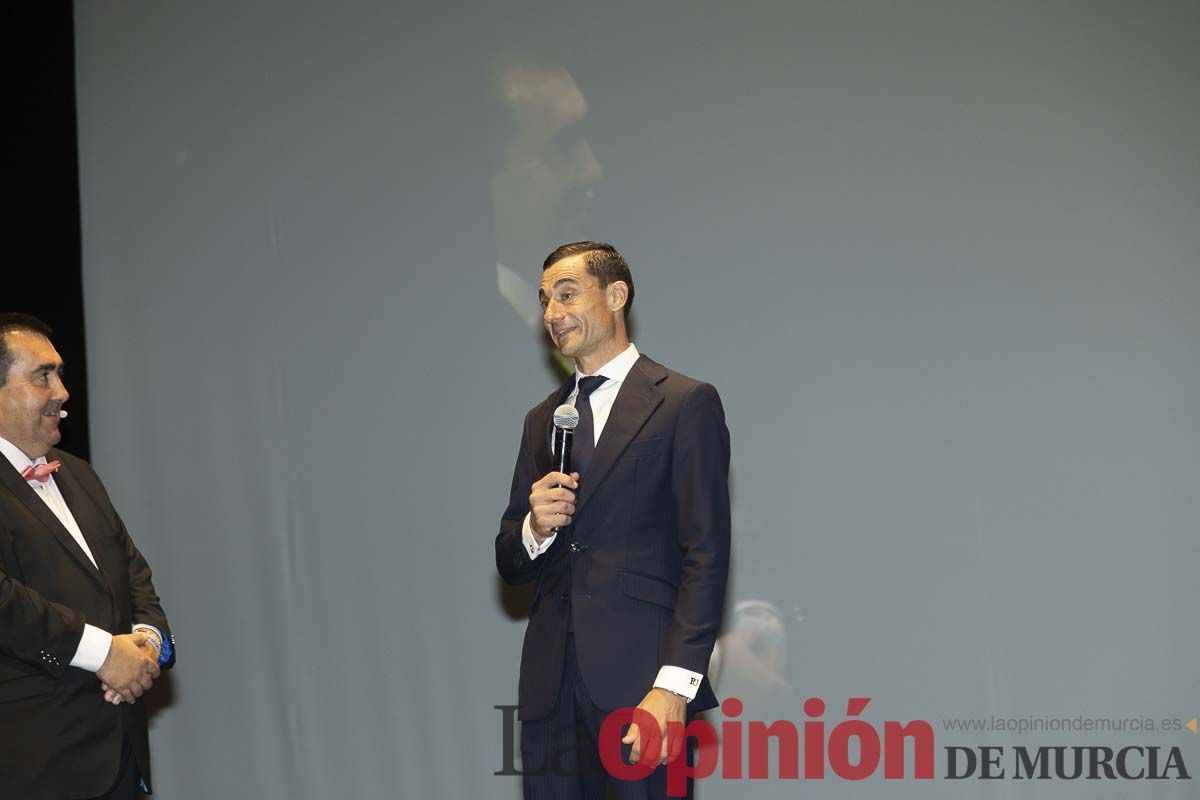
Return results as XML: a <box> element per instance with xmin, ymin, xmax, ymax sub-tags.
<box><xmin>607</xmin><ymin>281</ymin><xmax>629</xmax><ymax>313</ymax></box>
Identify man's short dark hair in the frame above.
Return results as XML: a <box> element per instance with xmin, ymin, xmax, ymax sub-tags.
<box><xmin>0</xmin><ymin>313</ymin><xmax>53</xmax><ymax>388</ymax></box>
<box><xmin>542</xmin><ymin>241</ymin><xmax>635</xmax><ymax>318</ymax></box>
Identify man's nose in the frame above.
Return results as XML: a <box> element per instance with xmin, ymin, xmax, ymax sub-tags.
<box><xmin>52</xmin><ymin>376</ymin><xmax>69</xmax><ymax>403</ymax></box>
<box><xmin>543</xmin><ymin>302</ymin><xmax>564</xmax><ymax>324</ymax></box>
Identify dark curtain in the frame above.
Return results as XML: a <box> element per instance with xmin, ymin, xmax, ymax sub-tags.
<box><xmin>4</xmin><ymin>2</ymin><xmax>89</xmax><ymax>459</ymax></box>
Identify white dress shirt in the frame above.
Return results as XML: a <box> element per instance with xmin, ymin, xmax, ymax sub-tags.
<box><xmin>519</xmin><ymin>343</ymin><xmax>705</xmax><ymax>700</ymax></box>
<box><xmin>0</xmin><ymin>437</ymin><xmax>158</xmax><ymax>672</ymax></box>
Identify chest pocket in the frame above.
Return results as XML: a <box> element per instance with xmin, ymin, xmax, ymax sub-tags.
<box><xmin>622</xmin><ymin>436</ymin><xmax>664</xmax><ymax>460</ymax></box>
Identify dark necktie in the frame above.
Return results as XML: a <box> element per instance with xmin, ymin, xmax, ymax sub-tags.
<box><xmin>571</xmin><ymin>375</ymin><xmax>608</xmax><ymax>477</ymax></box>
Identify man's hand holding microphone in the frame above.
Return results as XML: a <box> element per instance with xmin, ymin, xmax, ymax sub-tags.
<box><xmin>529</xmin><ymin>471</ymin><xmax>580</xmax><ymax>543</ymax></box>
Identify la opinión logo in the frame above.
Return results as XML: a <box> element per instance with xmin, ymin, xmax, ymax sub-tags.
<box><xmin>496</xmin><ymin>699</ymin><xmax>1193</xmax><ymax>795</ymax></box>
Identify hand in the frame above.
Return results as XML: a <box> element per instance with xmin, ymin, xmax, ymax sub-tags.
<box><xmin>103</xmin><ymin>631</ymin><xmax>162</xmax><ymax>704</ymax></box>
<box><xmin>96</xmin><ymin>633</ymin><xmax>161</xmax><ymax>704</ymax></box>
<box><xmin>132</xmin><ymin>626</ymin><xmax>163</xmax><ymax>661</ymax></box>
<box><xmin>529</xmin><ymin>471</ymin><xmax>579</xmax><ymax>541</ymax></box>
<box><xmin>102</xmin><ymin>682</ymin><xmax>123</xmax><ymax>705</ymax></box>
<box><xmin>622</xmin><ymin>688</ymin><xmax>687</xmax><ymax>766</ymax></box>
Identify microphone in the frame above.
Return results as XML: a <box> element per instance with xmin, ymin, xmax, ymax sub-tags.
<box><xmin>58</xmin><ymin>410</ymin><xmax>68</xmax><ymax>419</ymax></box>
<box><xmin>551</xmin><ymin>404</ymin><xmax>579</xmax><ymax>535</ymax></box>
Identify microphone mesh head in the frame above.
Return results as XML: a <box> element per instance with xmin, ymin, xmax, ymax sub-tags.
<box><xmin>553</xmin><ymin>404</ymin><xmax>580</xmax><ymax>429</ymax></box>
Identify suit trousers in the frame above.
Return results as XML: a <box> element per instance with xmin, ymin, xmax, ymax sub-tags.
<box><xmin>87</xmin><ymin>736</ymin><xmax>141</xmax><ymax>800</ymax></box>
<box><xmin>521</xmin><ymin>635</ymin><xmax>692</xmax><ymax>800</ymax></box>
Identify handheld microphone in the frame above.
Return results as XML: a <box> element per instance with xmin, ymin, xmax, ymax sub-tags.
<box><xmin>551</xmin><ymin>404</ymin><xmax>579</xmax><ymax>535</ymax></box>
<box><xmin>58</xmin><ymin>410</ymin><xmax>68</xmax><ymax>419</ymax></box>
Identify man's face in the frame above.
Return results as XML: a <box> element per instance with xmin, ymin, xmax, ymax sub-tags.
<box><xmin>539</xmin><ymin>255</ymin><xmax>622</xmax><ymax>368</ymax></box>
<box><xmin>0</xmin><ymin>331</ymin><xmax>69</xmax><ymax>458</ymax></box>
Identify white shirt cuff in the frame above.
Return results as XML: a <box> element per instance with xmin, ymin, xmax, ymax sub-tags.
<box><xmin>70</xmin><ymin>624</ymin><xmax>113</xmax><ymax>672</ymax></box>
<box><xmin>521</xmin><ymin>512</ymin><xmax>557</xmax><ymax>559</ymax></box>
<box><xmin>654</xmin><ymin>665</ymin><xmax>704</xmax><ymax>701</ymax></box>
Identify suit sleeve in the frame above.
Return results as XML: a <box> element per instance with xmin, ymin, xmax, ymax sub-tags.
<box><xmin>495</xmin><ymin>411</ymin><xmax>543</xmax><ymax>585</ymax></box>
<box><xmin>0</xmin><ymin>564</ymin><xmax>87</xmax><ymax>677</ymax></box>
<box><xmin>115</xmin><ymin>509</ymin><xmax>176</xmax><ymax>669</ymax></box>
<box><xmin>72</xmin><ymin>458</ymin><xmax>176</xmax><ymax>670</ymax></box>
<box><xmin>664</xmin><ymin>382</ymin><xmax>732</xmax><ymax>676</ymax></box>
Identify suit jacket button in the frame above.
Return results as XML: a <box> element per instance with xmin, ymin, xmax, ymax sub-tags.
<box><xmin>568</xmin><ymin>541</ymin><xmax>581</xmax><ymax>552</ymax></box>
<box><xmin>560</xmin><ymin>592</ymin><xmax>569</xmax><ymax>602</ymax></box>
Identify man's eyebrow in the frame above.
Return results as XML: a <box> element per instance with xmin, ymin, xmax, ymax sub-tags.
<box><xmin>30</xmin><ymin>362</ymin><xmax>63</xmax><ymax>374</ymax></box>
<box><xmin>538</xmin><ymin>277</ymin><xmax>582</xmax><ymax>300</ymax></box>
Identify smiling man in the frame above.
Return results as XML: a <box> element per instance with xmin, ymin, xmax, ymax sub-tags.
<box><xmin>0</xmin><ymin>313</ymin><xmax>175</xmax><ymax>800</ymax></box>
<box><xmin>495</xmin><ymin>242</ymin><xmax>731</xmax><ymax>799</ymax></box>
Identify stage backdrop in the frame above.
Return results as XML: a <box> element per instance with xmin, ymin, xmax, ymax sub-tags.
<box><xmin>74</xmin><ymin>2</ymin><xmax>1197</xmax><ymax>798</ymax></box>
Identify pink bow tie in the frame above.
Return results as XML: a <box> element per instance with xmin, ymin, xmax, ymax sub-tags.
<box><xmin>21</xmin><ymin>461</ymin><xmax>62</xmax><ymax>484</ymax></box>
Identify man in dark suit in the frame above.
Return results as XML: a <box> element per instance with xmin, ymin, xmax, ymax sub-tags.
<box><xmin>0</xmin><ymin>313</ymin><xmax>175</xmax><ymax>800</ymax></box>
<box><xmin>495</xmin><ymin>242</ymin><xmax>731</xmax><ymax>799</ymax></box>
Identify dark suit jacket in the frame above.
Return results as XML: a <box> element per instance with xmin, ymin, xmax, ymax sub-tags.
<box><xmin>0</xmin><ymin>448</ymin><xmax>174</xmax><ymax>800</ymax></box>
<box><xmin>496</xmin><ymin>354</ymin><xmax>730</xmax><ymax>720</ymax></box>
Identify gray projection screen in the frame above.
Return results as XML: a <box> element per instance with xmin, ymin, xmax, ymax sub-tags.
<box><xmin>72</xmin><ymin>1</ymin><xmax>1198</xmax><ymax>798</ymax></box>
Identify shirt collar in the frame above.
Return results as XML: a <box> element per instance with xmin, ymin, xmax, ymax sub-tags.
<box><xmin>575</xmin><ymin>343</ymin><xmax>640</xmax><ymax>389</ymax></box>
<box><xmin>0</xmin><ymin>435</ymin><xmax>47</xmax><ymax>475</ymax></box>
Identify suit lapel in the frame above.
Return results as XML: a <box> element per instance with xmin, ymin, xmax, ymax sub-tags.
<box><xmin>573</xmin><ymin>356</ymin><xmax>666</xmax><ymax>519</ymax></box>
<box><xmin>0</xmin><ymin>458</ymin><xmax>107</xmax><ymax>587</ymax></box>
<box><xmin>533</xmin><ymin>375</ymin><xmax>577</xmax><ymax>479</ymax></box>
<box><xmin>51</xmin><ymin>457</ymin><xmax>117</xmax><ymax>591</ymax></box>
